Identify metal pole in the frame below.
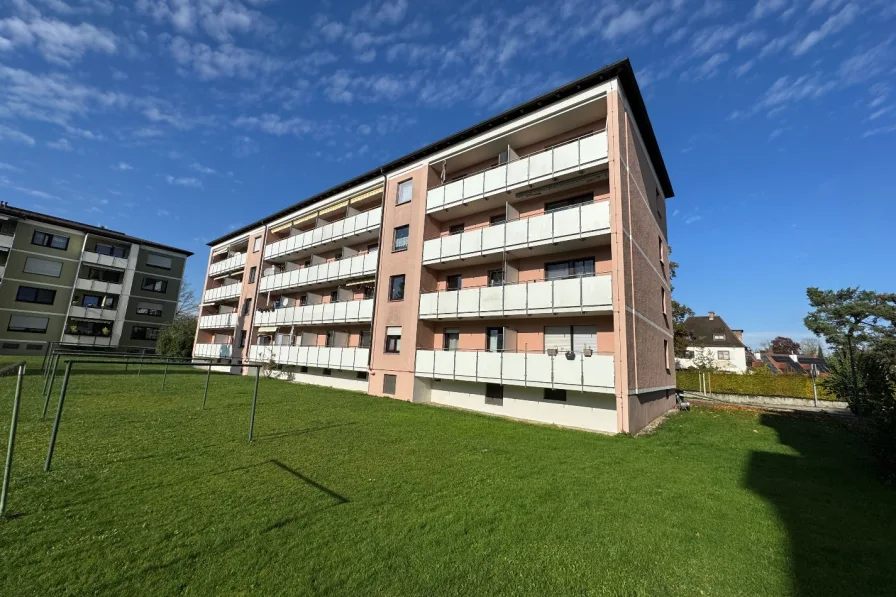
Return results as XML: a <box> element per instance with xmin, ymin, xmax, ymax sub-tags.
<box><xmin>41</xmin><ymin>354</ymin><xmax>59</xmax><ymax>420</ymax></box>
<box><xmin>811</xmin><ymin>365</ymin><xmax>819</xmax><ymax>408</ymax></box>
<box><xmin>1</xmin><ymin>364</ymin><xmax>25</xmax><ymax>517</ymax></box>
<box><xmin>248</xmin><ymin>366</ymin><xmax>260</xmax><ymax>442</ymax></box>
<box><xmin>45</xmin><ymin>362</ymin><xmax>73</xmax><ymax>472</ymax></box>
<box><xmin>138</xmin><ymin>358</ymin><xmax>142</xmax><ymax>376</ymax></box>
<box><xmin>202</xmin><ymin>362</ymin><xmax>212</xmax><ymax>409</ymax></box>
<box><xmin>161</xmin><ymin>362</ymin><xmax>169</xmax><ymax>390</ymax></box>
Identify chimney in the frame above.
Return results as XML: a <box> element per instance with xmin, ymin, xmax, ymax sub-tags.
<box><xmin>708</xmin><ymin>311</ymin><xmax>715</xmax><ymax>320</ymax></box>
<box><xmin>732</xmin><ymin>329</ymin><xmax>743</xmax><ymax>343</ymax></box>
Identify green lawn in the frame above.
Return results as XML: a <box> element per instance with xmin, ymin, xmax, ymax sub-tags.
<box><xmin>1</xmin><ymin>359</ymin><xmax>894</xmax><ymax>596</ymax></box>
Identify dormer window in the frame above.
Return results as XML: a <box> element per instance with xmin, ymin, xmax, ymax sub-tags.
<box><xmin>713</xmin><ymin>333</ymin><xmax>725</xmax><ymax>341</ymax></box>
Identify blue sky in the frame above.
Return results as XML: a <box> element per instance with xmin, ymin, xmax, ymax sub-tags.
<box><xmin>1</xmin><ymin>0</ymin><xmax>894</xmax><ymax>348</ymax></box>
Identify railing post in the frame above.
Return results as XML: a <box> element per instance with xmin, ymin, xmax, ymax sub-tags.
<box><xmin>161</xmin><ymin>362</ymin><xmax>169</xmax><ymax>390</ymax></box>
<box><xmin>41</xmin><ymin>354</ymin><xmax>59</xmax><ymax>420</ymax></box>
<box><xmin>248</xmin><ymin>366</ymin><xmax>260</xmax><ymax>442</ymax></box>
<box><xmin>1</xmin><ymin>364</ymin><xmax>25</xmax><ymax>517</ymax></box>
<box><xmin>44</xmin><ymin>361</ymin><xmax>73</xmax><ymax>472</ymax></box>
<box><xmin>202</xmin><ymin>362</ymin><xmax>212</xmax><ymax>409</ymax></box>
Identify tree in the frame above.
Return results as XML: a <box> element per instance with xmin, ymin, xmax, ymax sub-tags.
<box><xmin>176</xmin><ymin>280</ymin><xmax>198</xmax><ymax>318</ymax></box>
<box><xmin>156</xmin><ymin>316</ymin><xmax>196</xmax><ymax>358</ymax></box>
<box><xmin>770</xmin><ymin>336</ymin><xmax>801</xmax><ymax>355</ymax></box>
<box><xmin>800</xmin><ymin>337</ymin><xmax>823</xmax><ymax>357</ymax></box>
<box><xmin>669</xmin><ymin>256</ymin><xmax>695</xmax><ymax>357</ymax></box>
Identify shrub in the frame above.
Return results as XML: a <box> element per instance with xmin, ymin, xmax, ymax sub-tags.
<box><xmin>677</xmin><ymin>369</ymin><xmax>836</xmax><ymax>400</ymax></box>
<box><xmin>156</xmin><ymin>316</ymin><xmax>197</xmax><ymax>358</ymax></box>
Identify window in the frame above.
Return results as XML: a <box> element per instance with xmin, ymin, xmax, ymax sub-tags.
<box><xmin>31</xmin><ymin>230</ymin><xmax>69</xmax><ymax>251</ymax></box>
<box><xmin>2</xmin><ymin>343</ymin><xmax>20</xmax><ymax>349</ymax></box>
<box><xmin>131</xmin><ymin>326</ymin><xmax>159</xmax><ymax>341</ymax></box>
<box><xmin>446</xmin><ymin>274</ymin><xmax>462</xmax><ymax>291</ymax></box>
<box><xmin>299</xmin><ymin>295</ymin><xmax>308</xmax><ymax>306</ymax></box>
<box><xmin>357</xmin><ymin>371</ymin><xmax>368</xmax><ymax>380</ymax></box>
<box><xmin>238</xmin><ymin>329</ymin><xmax>247</xmax><ymax>348</ymax></box>
<box><xmin>23</xmin><ymin>256</ymin><xmax>63</xmax><ymax>278</ymax></box>
<box><xmin>303</xmin><ymin>260</ymin><xmax>311</xmax><ymax>268</ymax></box>
<box><xmin>443</xmin><ymin>329</ymin><xmax>460</xmax><ymax>351</ymax></box>
<box><xmin>662</xmin><ymin>287</ymin><xmax>667</xmax><ymax>319</ymax></box>
<box><xmin>544</xmin><ymin>388</ymin><xmax>567</xmax><ymax>401</ymax></box>
<box><xmin>253</xmin><ymin>236</ymin><xmax>262</xmax><ymax>252</ymax></box>
<box><xmin>81</xmin><ymin>295</ymin><xmax>101</xmax><ymax>308</ymax></box>
<box><xmin>9</xmin><ymin>315</ymin><xmax>49</xmax><ymax>333</ymax></box>
<box><xmin>322</xmin><ymin>368</ymin><xmax>332</xmax><ymax>376</ymax></box>
<box><xmin>359</xmin><ymin>330</ymin><xmax>372</xmax><ymax>348</ymax></box>
<box><xmin>684</xmin><ymin>350</ymin><xmax>695</xmax><ymax>359</ymax></box>
<box><xmin>485</xmin><ymin>383</ymin><xmax>503</xmax><ymax>405</ymax></box>
<box><xmin>384</xmin><ymin>326</ymin><xmax>401</xmax><ymax>353</ymax></box>
<box><xmin>95</xmin><ymin>244</ymin><xmax>126</xmax><ymax>258</ymax></box>
<box><xmin>489</xmin><ymin>213</ymin><xmax>506</xmax><ymax>226</ymax></box>
<box><xmin>389</xmin><ymin>274</ymin><xmax>405</xmax><ymax>301</ymax></box>
<box><xmin>664</xmin><ymin>339</ymin><xmax>670</xmax><ymax>371</ymax></box>
<box><xmin>383</xmin><ymin>374</ymin><xmax>397</xmax><ymax>395</ymax></box>
<box><xmin>449</xmin><ymin>224</ymin><xmax>464</xmax><ymax>235</ymax></box>
<box><xmin>545</xmin><ymin>258</ymin><xmax>595</xmax><ymax>280</ymax></box>
<box><xmin>330</xmin><ymin>290</ymin><xmax>339</xmax><ymax>303</ymax></box>
<box><xmin>300</xmin><ymin>366</ymin><xmax>308</xmax><ymax>373</ymax></box>
<box><xmin>396</xmin><ymin>179</ymin><xmax>412</xmax><ymax>205</ymax></box>
<box><xmin>248</xmin><ymin>266</ymin><xmax>257</xmax><ymax>284</ymax></box>
<box><xmin>325</xmin><ymin>330</ymin><xmax>337</xmax><ymax>347</ymax></box>
<box><xmin>487</xmin><ymin>269</ymin><xmax>504</xmax><ymax>287</ymax></box>
<box><xmin>545</xmin><ymin>325</ymin><xmax>598</xmax><ymax>353</ymax></box>
<box><xmin>717</xmin><ymin>350</ymin><xmax>731</xmax><ymax>361</ymax></box>
<box><xmin>86</xmin><ymin>267</ymin><xmax>122</xmax><ymax>283</ymax></box>
<box><xmin>544</xmin><ymin>194</ymin><xmax>592</xmax><ymax>214</ymax></box>
<box><xmin>242</xmin><ymin>298</ymin><xmax>252</xmax><ymax>316</ymax></box>
<box><xmin>141</xmin><ymin>277</ymin><xmax>168</xmax><ymax>293</ymax></box>
<box><xmin>362</xmin><ymin>285</ymin><xmax>375</xmax><ymax>300</ymax></box>
<box><xmin>334</xmin><ymin>252</ymin><xmax>342</xmax><ymax>260</ymax></box>
<box><xmin>393</xmin><ymin>225</ymin><xmax>409</xmax><ymax>252</ymax></box>
<box><xmin>486</xmin><ymin>327</ymin><xmax>504</xmax><ymax>352</ymax></box>
<box><xmin>659</xmin><ymin>237</ymin><xmax>665</xmax><ymax>265</ymax></box>
<box><xmin>136</xmin><ymin>301</ymin><xmax>163</xmax><ymax>317</ymax></box>
<box><xmin>713</xmin><ymin>333</ymin><xmax>726</xmax><ymax>341</ymax></box>
<box><xmin>16</xmin><ymin>286</ymin><xmax>56</xmax><ymax>305</ymax></box>
<box><xmin>146</xmin><ymin>254</ymin><xmax>172</xmax><ymax>270</ymax></box>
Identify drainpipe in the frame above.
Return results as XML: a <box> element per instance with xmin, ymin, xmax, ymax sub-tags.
<box><xmin>366</xmin><ymin>168</ymin><xmax>389</xmax><ymax>368</ymax></box>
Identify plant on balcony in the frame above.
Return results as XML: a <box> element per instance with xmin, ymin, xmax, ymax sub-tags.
<box><xmin>68</xmin><ymin>324</ymin><xmax>78</xmax><ymax>334</ymax></box>
<box><xmin>101</xmin><ymin>326</ymin><xmax>111</xmax><ymax>336</ymax></box>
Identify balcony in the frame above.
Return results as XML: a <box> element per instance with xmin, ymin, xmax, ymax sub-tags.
<box><xmin>198</xmin><ymin>313</ymin><xmax>238</xmax><ymax>329</ymax></box>
<box><xmin>193</xmin><ymin>343</ymin><xmax>233</xmax><ymax>359</ymax></box>
<box><xmin>82</xmin><ymin>250</ymin><xmax>128</xmax><ymax>270</ymax></box>
<box><xmin>422</xmin><ymin>202</ymin><xmax>610</xmax><ymax>267</ymax></box>
<box><xmin>69</xmin><ymin>305</ymin><xmax>118</xmax><ymax>320</ymax></box>
<box><xmin>255</xmin><ymin>298</ymin><xmax>373</xmax><ymax>327</ymax></box>
<box><xmin>259</xmin><ymin>252</ymin><xmax>378</xmax><ymax>293</ymax></box>
<box><xmin>426</xmin><ymin>131</ymin><xmax>608</xmax><ymax>216</ymax></box>
<box><xmin>62</xmin><ymin>334</ymin><xmax>113</xmax><ymax>347</ymax></box>
<box><xmin>248</xmin><ymin>345</ymin><xmax>369</xmax><ymax>372</ymax></box>
<box><xmin>419</xmin><ymin>274</ymin><xmax>612</xmax><ymax>319</ymax></box>
<box><xmin>0</xmin><ymin>232</ymin><xmax>14</xmax><ymax>250</ymax></box>
<box><xmin>203</xmin><ymin>283</ymin><xmax>242</xmax><ymax>303</ymax></box>
<box><xmin>415</xmin><ymin>350</ymin><xmax>614</xmax><ymax>393</ymax></box>
<box><xmin>75</xmin><ymin>278</ymin><xmax>123</xmax><ymax>295</ymax></box>
<box><xmin>209</xmin><ymin>252</ymin><xmax>247</xmax><ymax>277</ymax></box>
<box><xmin>264</xmin><ymin>207</ymin><xmax>382</xmax><ymax>262</ymax></box>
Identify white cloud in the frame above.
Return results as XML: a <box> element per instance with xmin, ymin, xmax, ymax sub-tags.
<box><xmin>0</xmin><ymin>161</ymin><xmax>22</xmax><ymax>172</ymax></box>
<box><xmin>863</xmin><ymin>124</ymin><xmax>896</xmax><ymax>138</ymax></box>
<box><xmin>691</xmin><ymin>24</ymin><xmax>739</xmax><ymax>55</ymax></box>
<box><xmin>0</xmin><ymin>15</ymin><xmax>117</xmax><ymax>65</ymax></box>
<box><xmin>168</xmin><ymin>36</ymin><xmax>285</xmax><ymax>80</ymax></box>
<box><xmin>190</xmin><ymin>161</ymin><xmax>216</xmax><ymax>174</ymax></box>
<box><xmin>114</xmin><ymin>161</ymin><xmax>133</xmax><ymax>170</ymax></box>
<box><xmin>692</xmin><ymin>52</ymin><xmax>729</xmax><ymax>79</ymax></box>
<box><xmin>136</xmin><ymin>0</ymin><xmax>276</xmax><ymax>43</ymax></box>
<box><xmin>685</xmin><ymin>215</ymin><xmax>703</xmax><ymax>224</ymax></box>
<box><xmin>604</xmin><ymin>6</ymin><xmax>662</xmax><ymax>41</ymax></box>
<box><xmin>351</xmin><ymin>0</ymin><xmax>408</xmax><ymax>28</ymax></box>
<box><xmin>233</xmin><ymin>113</ymin><xmax>315</xmax><ymax>136</ymax></box>
<box><xmin>0</xmin><ymin>123</ymin><xmax>35</xmax><ymax>146</ymax></box>
<box><xmin>0</xmin><ymin>175</ymin><xmax>61</xmax><ymax>200</ymax></box>
<box><xmin>792</xmin><ymin>3</ymin><xmax>859</xmax><ymax>56</ymax></box>
<box><xmin>165</xmin><ymin>175</ymin><xmax>203</xmax><ymax>188</ymax></box>
<box><xmin>47</xmin><ymin>137</ymin><xmax>72</xmax><ymax>151</ymax></box>
<box><xmin>750</xmin><ymin>0</ymin><xmax>789</xmax><ymax>20</ymax></box>
<box><xmin>734</xmin><ymin>60</ymin><xmax>755</xmax><ymax>77</ymax></box>
<box><xmin>737</xmin><ymin>31</ymin><xmax>766</xmax><ymax>50</ymax></box>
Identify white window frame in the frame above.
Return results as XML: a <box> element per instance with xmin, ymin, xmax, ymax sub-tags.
<box><xmin>396</xmin><ymin>179</ymin><xmax>412</xmax><ymax>205</ymax></box>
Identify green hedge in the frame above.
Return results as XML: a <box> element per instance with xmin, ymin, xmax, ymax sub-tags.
<box><xmin>677</xmin><ymin>370</ymin><xmax>837</xmax><ymax>401</ymax></box>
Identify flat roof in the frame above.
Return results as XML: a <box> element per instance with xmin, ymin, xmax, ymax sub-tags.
<box><xmin>209</xmin><ymin>57</ymin><xmax>673</xmax><ymax>247</ymax></box>
<box><xmin>0</xmin><ymin>205</ymin><xmax>193</xmax><ymax>256</ymax></box>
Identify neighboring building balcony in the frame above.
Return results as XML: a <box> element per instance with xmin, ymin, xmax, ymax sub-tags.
<box><xmin>193</xmin><ymin>343</ymin><xmax>233</xmax><ymax>359</ymax></box>
<box><xmin>208</xmin><ymin>252</ymin><xmax>247</xmax><ymax>277</ymax></box>
<box><xmin>69</xmin><ymin>305</ymin><xmax>118</xmax><ymax>320</ymax></box>
<box><xmin>62</xmin><ymin>318</ymin><xmax>115</xmax><ymax>347</ymax></box>
<box><xmin>264</xmin><ymin>207</ymin><xmax>383</xmax><ymax>262</ymax></box>
<box><xmin>0</xmin><ymin>264</ymin><xmax>5</xmax><ymax>278</ymax></box>
<box><xmin>81</xmin><ymin>250</ymin><xmax>128</xmax><ymax>270</ymax></box>
<box><xmin>425</xmin><ymin>131</ymin><xmax>608</xmax><ymax>216</ymax></box>
<box><xmin>248</xmin><ymin>344</ymin><xmax>370</xmax><ymax>372</ymax></box>
<box><xmin>422</xmin><ymin>202</ymin><xmax>610</xmax><ymax>267</ymax></box>
<box><xmin>254</xmin><ymin>298</ymin><xmax>373</xmax><ymax>327</ymax></box>
<box><xmin>61</xmin><ymin>334</ymin><xmax>113</xmax><ymax>347</ymax></box>
<box><xmin>415</xmin><ymin>349</ymin><xmax>614</xmax><ymax>393</ymax></box>
<box><xmin>259</xmin><ymin>252</ymin><xmax>378</xmax><ymax>293</ymax></box>
<box><xmin>75</xmin><ymin>277</ymin><xmax>123</xmax><ymax>295</ymax></box>
<box><xmin>198</xmin><ymin>312</ymin><xmax>239</xmax><ymax>329</ymax></box>
<box><xmin>203</xmin><ymin>283</ymin><xmax>243</xmax><ymax>303</ymax></box>
<box><xmin>419</xmin><ymin>274</ymin><xmax>612</xmax><ymax>320</ymax></box>
<box><xmin>0</xmin><ymin>232</ymin><xmax>15</xmax><ymax>250</ymax></box>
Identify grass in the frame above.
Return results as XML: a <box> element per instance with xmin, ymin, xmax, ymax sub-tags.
<box><xmin>1</xmin><ymin>358</ymin><xmax>894</xmax><ymax>596</ymax></box>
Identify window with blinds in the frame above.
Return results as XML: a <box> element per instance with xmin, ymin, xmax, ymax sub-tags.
<box><xmin>544</xmin><ymin>325</ymin><xmax>597</xmax><ymax>353</ymax></box>
<box><xmin>393</xmin><ymin>225</ymin><xmax>409</xmax><ymax>252</ymax></box>
<box><xmin>136</xmin><ymin>302</ymin><xmax>163</xmax><ymax>316</ymax></box>
<box><xmin>146</xmin><ymin>253</ymin><xmax>173</xmax><ymax>270</ymax></box>
<box><xmin>8</xmin><ymin>315</ymin><xmax>50</xmax><ymax>333</ymax></box>
<box><xmin>23</xmin><ymin>256</ymin><xmax>63</xmax><ymax>278</ymax></box>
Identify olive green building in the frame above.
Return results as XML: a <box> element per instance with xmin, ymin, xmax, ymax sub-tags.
<box><xmin>0</xmin><ymin>204</ymin><xmax>192</xmax><ymax>355</ymax></box>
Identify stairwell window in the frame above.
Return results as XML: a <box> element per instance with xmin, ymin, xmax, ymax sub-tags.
<box><xmin>664</xmin><ymin>339</ymin><xmax>670</xmax><ymax>371</ymax></box>
<box><xmin>389</xmin><ymin>275</ymin><xmax>405</xmax><ymax>301</ymax></box>
<box><xmin>248</xmin><ymin>266</ymin><xmax>257</xmax><ymax>284</ymax></box>
<box><xmin>384</xmin><ymin>326</ymin><xmax>401</xmax><ymax>353</ymax></box>
<box><xmin>393</xmin><ymin>225</ymin><xmax>409</xmax><ymax>252</ymax></box>
<box><xmin>396</xmin><ymin>179</ymin><xmax>413</xmax><ymax>205</ymax></box>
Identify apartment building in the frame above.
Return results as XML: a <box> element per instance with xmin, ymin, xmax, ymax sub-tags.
<box><xmin>0</xmin><ymin>204</ymin><xmax>192</xmax><ymax>355</ymax></box>
<box><xmin>194</xmin><ymin>58</ymin><xmax>675</xmax><ymax>434</ymax></box>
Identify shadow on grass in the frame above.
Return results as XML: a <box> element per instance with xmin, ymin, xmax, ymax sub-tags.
<box><xmin>747</xmin><ymin>413</ymin><xmax>896</xmax><ymax>596</ymax></box>
<box><xmin>216</xmin><ymin>459</ymin><xmax>349</xmax><ymax>504</ymax></box>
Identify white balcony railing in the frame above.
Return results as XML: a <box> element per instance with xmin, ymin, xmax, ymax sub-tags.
<box><xmin>81</xmin><ymin>250</ymin><xmax>128</xmax><ymax>270</ymax></box>
<box><xmin>193</xmin><ymin>343</ymin><xmax>233</xmax><ymax>359</ymax></box>
<box><xmin>61</xmin><ymin>334</ymin><xmax>113</xmax><ymax>347</ymax></box>
<box><xmin>426</xmin><ymin>131</ymin><xmax>608</xmax><ymax>214</ymax></box>
<box><xmin>203</xmin><ymin>283</ymin><xmax>242</xmax><ymax>303</ymax></box>
<box><xmin>198</xmin><ymin>312</ymin><xmax>238</xmax><ymax>329</ymax></box>
<box><xmin>255</xmin><ymin>299</ymin><xmax>373</xmax><ymax>327</ymax></box>
<box><xmin>259</xmin><ymin>252</ymin><xmax>378</xmax><ymax>293</ymax></box>
<box><xmin>264</xmin><ymin>207</ymin><xmax>383</xmax><ymax>261</ymax></box>
<box><xmin>422</xmin><ymin>202</ymin><xmax>610</xmax><ymax>265</ymax></box>
<box><xmin>68</xmin><ymin>305</ymin><xmax>118</xmax><ymax>320</ymax></box>
<box><xmin>209</xmin><ymin>252</ymin><xmax>247</xmax><ymax>277</ymax></box>
<box><xmin>75</xmin><ymin>278</ymin><xmax>123</xmax><ymax>295</ymax></box>
<box><xmin>0</xmin><ymin>232</ymin><xmax>15</xmax><ymax>250</ymax></box>
<box><xmin>248</xmin><ymin>345</ymin><xmax>369</xmax><ymax>372</ymax></box>
<box><xmin>415</xmin><ymin>350</ymin><xmax>614</xmax><ymax>393</ymax></box>
<box><xmin>419</xmin><ymin>274</ymin><xmax>612</xmax><ymax>319</ymax></box>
